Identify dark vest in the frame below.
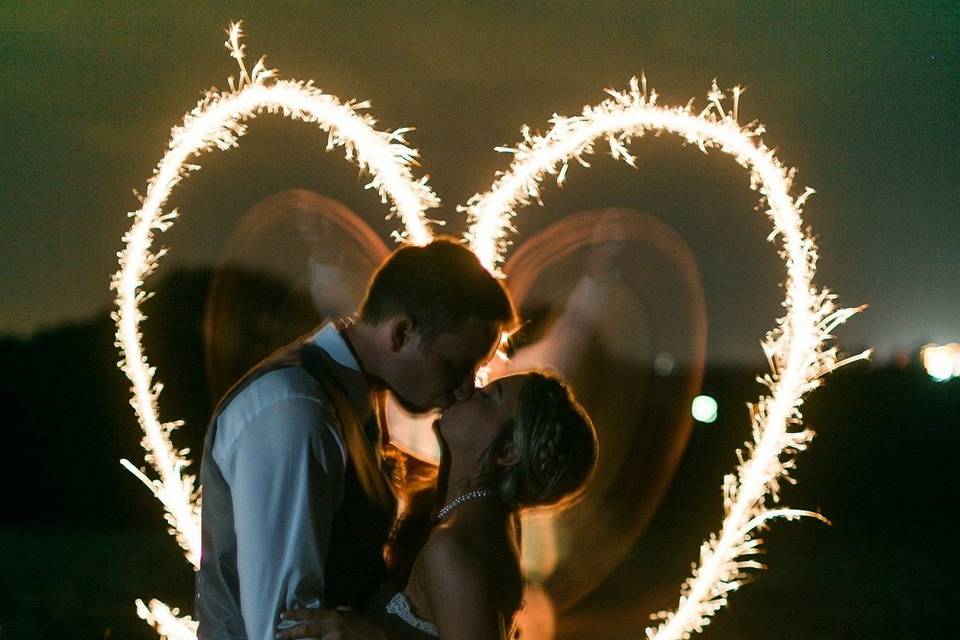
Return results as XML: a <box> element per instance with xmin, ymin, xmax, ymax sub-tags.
<box><xmin>195</xmin><ymin>335</ymin><xmax>397</xmax><ymax>639</ymax></box>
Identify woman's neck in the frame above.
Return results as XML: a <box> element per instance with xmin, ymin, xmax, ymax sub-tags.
<box><xmin>442</xmin><ymin>491</ymin><xmax>512</xmax><ymax>529</ymax></box>
<box><xmin>437</xmin><ymin>456</ymin><xmax>516</xmax><ymax>539</ymax></box>
<box><xmin>440</xmin><ymin>453</ymin><xmax>485</xmax><ymax>506</ymax></box>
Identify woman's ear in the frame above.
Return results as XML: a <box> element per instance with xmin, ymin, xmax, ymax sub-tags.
<box><xmin>496</xmin><ymin>440</ymin><xmax>520</xmax><ymax>467</ymax></box>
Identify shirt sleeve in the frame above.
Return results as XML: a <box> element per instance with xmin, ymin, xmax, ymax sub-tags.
<box><xmin>223</xmin><ymin>393</ymin><xmax>346</xmax><ymax>640</ymax></box>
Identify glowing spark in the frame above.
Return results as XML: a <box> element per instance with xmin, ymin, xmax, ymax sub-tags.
<box><xmin>459</xmin><ymin>78</ymin><xmax>871</xmax><ymax>638</ymax></box>
<box><xmin>111</xmin><ymin>21</ymin><xmax>438</xmax><ymax>636</ymax></box>
<box><xmin>134</xmin><ymin>600</ymin><xmax>197</xmax><ymax>640</ymax></box>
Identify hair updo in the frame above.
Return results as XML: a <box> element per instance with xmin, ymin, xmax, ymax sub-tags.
<box><xmin>476</xmin><ymin>371</ymin><xmax>598</xmax><ymax>511</ymax></box>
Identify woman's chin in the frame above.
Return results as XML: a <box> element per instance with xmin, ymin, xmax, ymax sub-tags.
<box><xmin>434</xmin><ymin>417</ymin><xmax>459</xmax><ymax>447</ymax></box>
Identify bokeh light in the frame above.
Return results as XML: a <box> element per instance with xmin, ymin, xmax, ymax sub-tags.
<box><xmin>920</xmin><ymin>343</ymin><xmax>960</xmax><ymax>382</ymax></box>
<box><xmin>692</xmin><ymin>394</ymin><xmax>719</xmax><ymax>423</ymax></box>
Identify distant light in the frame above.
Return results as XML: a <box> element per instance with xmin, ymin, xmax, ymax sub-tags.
<box><xmin>892</xmin><ymin>350</ymin><xmax>910</xmax><ymax>369</ymax></box>
<box><xmin>692</xmin><ymin>395</ymin><xmax>718</xmax><ymax>423</ymax></box>
<box><xmin>654</xmin><ymin>352</ymin><xmax>676</xmax><ymax>376</ymax></box>
<box><xmin>921</xmin><ymin>343</ymin><xmax>960</xmax><ymax>382</ymax></box>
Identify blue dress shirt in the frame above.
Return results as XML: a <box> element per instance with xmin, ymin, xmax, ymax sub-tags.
<box><xmin>196</xmin><ymin>322</ymin><xmax>390</xmax><ymax>640</ymax></box>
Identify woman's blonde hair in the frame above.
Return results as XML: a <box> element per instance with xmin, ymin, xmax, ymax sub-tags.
<box><xmin>476</xmin><ymin>371</ymin><xmax>598</xmax><ymax>511</ymax></box>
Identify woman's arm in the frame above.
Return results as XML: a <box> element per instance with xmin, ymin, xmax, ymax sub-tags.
<box><xmin>421</xmin><ymin>530</ymin><xmax>509</xmax><ymax>640</ymax></box>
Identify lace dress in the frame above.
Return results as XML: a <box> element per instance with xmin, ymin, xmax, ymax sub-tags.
<box><xmin>363</xmin><ymin>588</ymin><xmax>438</xmax><ymax>639</ymax></box>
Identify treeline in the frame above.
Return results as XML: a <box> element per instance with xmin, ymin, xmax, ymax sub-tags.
<box><xmin>1</xmin><ymin>269</ymin><xmax>213</xmax><ymax>528</ymax></box>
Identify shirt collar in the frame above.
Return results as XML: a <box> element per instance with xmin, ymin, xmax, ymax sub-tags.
<box><xmin>308</xmin><ymin>322</ymin><xmax>377</xmax><ymax>432</ymax></box>
<box><xmin>310</xmin><ymin>321</ymin><xmax>361</xmax><ymax>372</ymax></box>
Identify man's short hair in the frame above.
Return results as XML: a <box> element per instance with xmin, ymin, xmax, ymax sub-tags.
<box><xmin>358</xmin><ymin>237</ymin><xmax>516</xmax><ymax>343</ymax></box>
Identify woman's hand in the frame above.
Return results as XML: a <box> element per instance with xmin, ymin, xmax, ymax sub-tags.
<box><xmin>276</xmin><ymin>608</ymin><xmax>389</xmax><ymax>640</ymax></box>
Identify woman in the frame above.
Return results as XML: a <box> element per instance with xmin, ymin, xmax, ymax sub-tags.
<box><xmin>278</xmin><ymin>371</ymin><xmax>598</xmax><ymax>639</ymax></box>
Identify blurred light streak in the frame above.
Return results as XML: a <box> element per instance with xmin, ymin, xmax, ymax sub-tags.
<box><xmin>459</xmin><ymin>77</ymin><xmax>871</xmax><ymax>638</ymax></box>
<box><xmin>495</xmin><ymin>208</ymin><xmax>707</xmax><ymax>611</ymax></box>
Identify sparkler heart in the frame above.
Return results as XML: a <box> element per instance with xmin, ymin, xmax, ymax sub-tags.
<box><xmin>112</xmin><ymin>22</ymin><xmax>869</xmax><ymax>640</ymax></box>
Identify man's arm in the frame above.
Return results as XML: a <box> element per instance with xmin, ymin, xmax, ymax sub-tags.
<box><xmin>224</xmin><ymin>393</ymin><xmax>345</xmax><ymax>640</ymax></box>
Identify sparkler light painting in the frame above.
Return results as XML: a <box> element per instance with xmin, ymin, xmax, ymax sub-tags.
<box><xmin>111</xmin><ymin>22</ymin><xmax>869</xmax><ymax>640</ymax></box>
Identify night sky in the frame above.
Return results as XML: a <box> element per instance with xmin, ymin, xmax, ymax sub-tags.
<box><xmin>2</xmin><ymin>1</ymin><xmax>958</xmax><ymax>363</ymax></box>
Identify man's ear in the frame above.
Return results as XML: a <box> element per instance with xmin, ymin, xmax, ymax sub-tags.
<box><xmin>389</xmin><ymin>316</ymin><xmax>414</xmax><ymax>353</ymax></box>
<box><xmin>496</xmin><ymin>439</ymin><xmax>520</xmax><ymax>467</ymax></box>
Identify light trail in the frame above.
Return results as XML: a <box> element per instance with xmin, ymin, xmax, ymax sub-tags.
<box><xmin>459</xmin><ymin>77</ymin><xmax>871</xmax><ymax>638</ymax></box>
<box><xmin>111</xmin><ymin>22</ymin><xmax>438</xmax><ymax>636</ymax></box>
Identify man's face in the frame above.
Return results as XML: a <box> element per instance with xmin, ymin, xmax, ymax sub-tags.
<box><xmin>386</xmin><ymin>318</ymin><xmax>500</xmax><ymax>414</ymax></box>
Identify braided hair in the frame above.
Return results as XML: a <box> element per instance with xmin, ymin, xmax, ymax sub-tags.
<box><xmin>476</xmin><ymin>371</ymin><xmax>598</xmax><ymax>511</ymax></box>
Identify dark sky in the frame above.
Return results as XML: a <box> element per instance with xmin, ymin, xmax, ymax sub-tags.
<box><xmin>2</xmin><ymin>1</ymin><xmax>957</xmax><ymax>364</ymax></box>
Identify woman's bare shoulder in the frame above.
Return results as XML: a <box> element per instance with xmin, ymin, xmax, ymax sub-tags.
<box><xmin>423</xmin><ymin>520</ymin><xmax>517</xmax><ymax>567</ymax></box>
<box><xmin>419</xmin><ymin>525</ymin><xmax>521</xmax><ymax>639</ymax></box>
<box><xmin>423</xmin><ymin>524</ymin><xmax>522</xmax><ymax>602</ymax></box>
<box><xmin>421</xmin><ymin>525</ymin><xmax>480</xmax><ymax>579</ymax></box>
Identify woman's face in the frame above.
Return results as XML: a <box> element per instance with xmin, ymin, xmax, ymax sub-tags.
<box><xmin>437</xmin><ymin>374</ymin><xmax>526</xmax><ymax>461</ymax></box>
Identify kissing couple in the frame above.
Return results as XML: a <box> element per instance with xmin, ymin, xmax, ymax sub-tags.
<box><xmin>196</xmin><ymin>238</ymin><xmax>598</xmax><ymax>639</ymax></box>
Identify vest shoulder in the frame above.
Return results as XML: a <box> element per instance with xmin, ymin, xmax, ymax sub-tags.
<box><xmin>230</xmin><ymin>366</ymin><xmax>327</xmax><ymax>414</ymax></box>
<box><xmin>213</xmin><ymin>367</ymin><xmax>334</xmax><ymax>454</ymax></box>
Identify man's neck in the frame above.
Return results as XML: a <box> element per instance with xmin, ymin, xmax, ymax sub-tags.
<box><xmin>341</xmin><ymin>320</ymin><xmax>383</xmax><ymax>388</ymax></box>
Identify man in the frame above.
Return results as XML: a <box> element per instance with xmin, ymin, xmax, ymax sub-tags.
<box><xmin>196</xmin><ymin>238</ymin><xmax>516</xmax><ymax>640</ymax></box>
